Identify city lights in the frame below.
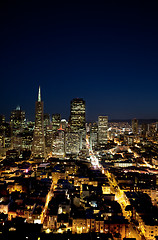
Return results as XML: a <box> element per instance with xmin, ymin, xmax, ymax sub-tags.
<box><xmin>1</xmin><ymin>90</ymin><xmax>158</xmax><ymax>239</ymax></box>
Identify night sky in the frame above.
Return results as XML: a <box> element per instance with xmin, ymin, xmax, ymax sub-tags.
<box><xmin>0</xmin><ymin>1</ymin><xmax>158</xmax><ymax>121</ymax></box>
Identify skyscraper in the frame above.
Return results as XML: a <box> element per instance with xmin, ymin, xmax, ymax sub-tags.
<box><xmin>90</xmin><ymin>122</ymin><xmax>98</xmax><ymax>150</ymax></box>
<box><xmin>70</xmin><ymin>98</ymin><xmax>85</xmax><ymax>132</ymax></box>
<box><xmin>141</xmin><ymin>123</ymin><xmax>148</xmax><ymax>138</ymax></box>
<box><xmin>132</xmin><ymin>118</ymin><xmax>138</xmax><ymax>135</ymax></box>
<box><xmin>52</xmin><ymin>125</ymin><xmax>65</xmax><ymax>158</ymax></box>
<box><xmin>10</xmin><ymin>106</ymin><xmax>25</xmax><ymax>135</ymax></box>
<box><xmin>98</xmin><ymin>116</ymin><xmax>108</xmax><ymax>145</ymax></box>
<box><xmin>44</xmin><ymin>114</ymin><xmax>51</xmax><ymax>134</ymax></box>
<box><xmin>52</xmin><ymin>114</ymin><xmax>61</xmax><ymax>135</ymax></box>
<box><xmin>65</xmin><ymin>132</ymin><xmax>80</xmax><ymax>155</ymax></box>
<box><xmin>43</xmin><ymin>113</ymin><xmax>52</xmax><ymax>151</ymax></box>
<box><xmin>10</xmin><ymin>106</ymin><xmax>26</xmax><ymax>150</ymax></box>
<box><xmin>32</xmin><ymin>86</ymin><xmax>45</xmax><ymax>159</ymax></box>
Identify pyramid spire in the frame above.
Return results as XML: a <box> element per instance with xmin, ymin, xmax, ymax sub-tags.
<box><xmin>38</xmin><ymin>86</ymin><xmax>41</xmax><ymax>102</ymax></box>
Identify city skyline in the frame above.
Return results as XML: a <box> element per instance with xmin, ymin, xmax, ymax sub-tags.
<box><xmin>1</xmin><ymin>89</ymin><xmax>158</xmax><ymax>123</ymax></box>
<box><xmin>0</xmin><ymin>2</ymin><xmax>158</xmax><ymax>237</ymax></box>
<box><xmin>1</xmin><ymin>1</ymin><xmax>158</xmax><ymax>120</ymax></box>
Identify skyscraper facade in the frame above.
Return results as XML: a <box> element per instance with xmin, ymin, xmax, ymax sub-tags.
<box><xmin>132</xmin><ymin>118</ymin><xmax>138</xmax><ymax>135</ymax></box>
<box><xmin>52</xmin><ymin>114</ymin><xmax>61</xmax><ymax>135</ymax></box>
<box><xmin>141</xmin><ymin>123</ymin><xmax>148</xmax><ymax>138</ymax></box>
<box><xmin>70</xmin><ymin>98</ymin><xmax>85</xmax><ymax>132</ymax></box>
<box><xmin>10</xmin><ymin>106</ymin><xmax>26</xmax><ymax>150</ymax></box>
<box><xmin>65</xmin><ymin>132</ymin><xmax>80</xmax><ymax>155</ymax></box>
<box><xmin>32</xmin><ymin>86</ymin><xmax>45</xmax><ymax>159</ymax></box>
<box><xmin>52</xmin><ymin>126</ymin><xmax>65</xmax><ymax>157</ymax></box>
<box><xmin>90</xmin><ymin>122</ymin><xmax>98</xmax><ymax>150</ymax></box>
<box><xmin>44</xmin><ymin>114</ymin><xmax>51</xmax><ymax>135</ymax></box>
<box><xmin>10</xmin><ymin>106</ymin><xmax>25</xmax><ymax>135</ymax></box>
<box><xmin>43</xmin><ymin>113</ymin><xmax>52</xmax><ymax>151</ymax></box>
<box><xmin>98</xmin><ymin>116</ymin><xmax>108</xmax><ymax>145</ymax></box>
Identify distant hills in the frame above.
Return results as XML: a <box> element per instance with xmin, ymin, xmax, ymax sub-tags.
<box><xmin>109</xmin><ymin>119</ymin><xmax>158</xmax><ymax>124</ymax></box>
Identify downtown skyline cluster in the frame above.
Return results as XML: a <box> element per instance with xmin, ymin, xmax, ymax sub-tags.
<box><xmin>0</xmin><ymin>86</ymin><xmax>158</xmax><ymax>240</ymax></box>
<box><xmin>1</xmin><ymin>86</ymin><xmax>158</xmax><ymax>124</ymax></box>
<box><xmin>0</xmin><ymin>2</ymin><xmax>158</xmax><ymax>240</ymax></box>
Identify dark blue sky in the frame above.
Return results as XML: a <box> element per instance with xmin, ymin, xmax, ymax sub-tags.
<box><xmin>0</xmin><ymin>1</ymin><xmax>158</xmax><ymax>121</ymax></box>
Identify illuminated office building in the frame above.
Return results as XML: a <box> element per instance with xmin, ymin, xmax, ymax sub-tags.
<box><xmin>44</xmin><ymin>114</ymin><xmax>52</xmax><ymax>151</ymax></box>
<box><xmin>21</xmin><ymin>121</ymin><xmax>34</xmax><ymax>150</ymax></box>
<box><xmin>10</xmin><ymin>106</ymin><xmax>25</xmax><ymax>135</ymax></box>
<box><xmin>70</xmin><ymin>98</ymin><xmax>85</xmax><ymax>132</ymax></box>
<box><xmin>52</xmin><ymin>114</ymin><xmax>61</xmax><ymax>136</ymax></box>
<box><xmin>52</xmin><ymin>125</ymin><xmax>65</xmax><ymax>157</ymax></box>
<box><xmin>32</xmin><ymin>86</ymin><xmax>45</xmax><ymax>159</ymax></box>
<box><xmin>90</xmin><ymin>122</ymin><xmax>98</xmax><ymax>149</ymax></box>
<box><xmin>132</xmin><ymin>118</ymin><xmax>138</xmax><ymax>135</ymax></box>
<box><xmin>45</xmin><ymin>125</ymin><xmax>53</xmax><ymax>151</ymax></box>
<box><xmin>0</xmin><ymin>118</ymin><xmax>5</xmax><ymax>148</ymax></box>
<box><xmin>10</xmin><ymin>106</ymin><xmax>25</xmax><ymax>150</ymax></box>
<box><xmin>65</xmin><ymin>132</ymin><xmax>80</xmax><ymax>155</ymax></box>
<box><xmin>44</xmin><ymin>114</ymin><xmax>50</xmax><ymax>134</ymax></box>
<box><xmin>0</xmin><ymin>123</ymin><xmax>12</xmax><ymax>149</ymax></box>
<box><xmin>98</xmin><ymin>116</ymin><xmax>108</xmax><ymax>145</ymax></box>
<box><xmin>141</xmin><ymin>123</ymin><xmax>148</xmax><ymax>138</ymax></box>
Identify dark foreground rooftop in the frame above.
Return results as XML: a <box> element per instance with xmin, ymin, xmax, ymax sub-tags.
<box><xmin>0</xmin><ymin>230</ymin><xmax>113</xmax><ymax>240</ymax></box>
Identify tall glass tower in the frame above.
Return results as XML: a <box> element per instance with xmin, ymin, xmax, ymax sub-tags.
<box><xmin>10</xmin><ymin>106</ymin><xmax>25</xmax><ymax>135</ymax></box>
<box><xmin>32</xmin><ymin>86</ymin><xmax>45</xmax><ymax>159</ymax></box>
<box><xmin>70</xmin><ymin>98</ymin><xmax>85</xmax><ymax>132</ymax></box>
<box><xmin>98</xmin><ymin>116</ymin><xmax>108</xmax><ymax>145</ymax></box>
